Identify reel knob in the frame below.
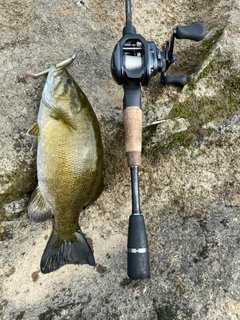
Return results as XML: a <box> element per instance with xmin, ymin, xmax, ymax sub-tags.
<box><xmin>162</xmin><ymin>74</ymin><xmax>187</xmax><ymax>87</ymax></box>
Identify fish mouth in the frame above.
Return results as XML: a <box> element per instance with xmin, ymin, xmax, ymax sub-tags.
<box><xmin>50</xmin><ymin>65</ymin><xmax>65</xmax><ymax>78</ymax></box>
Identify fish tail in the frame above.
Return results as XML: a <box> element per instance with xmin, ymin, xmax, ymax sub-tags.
<box><xmin>40</xmin><ymin>230</ymin><xmax>95</xmax><ymax>274</ymax></box>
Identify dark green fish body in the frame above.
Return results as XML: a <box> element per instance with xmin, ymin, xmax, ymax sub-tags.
<box><xmin>28</xmin><ymin>65</ymin><xmax>103</xmax><ymax>273</ymax></box>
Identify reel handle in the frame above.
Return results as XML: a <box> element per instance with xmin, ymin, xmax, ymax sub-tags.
<box><xmin>123</xmin><ymin>83</ymin><xmax>150</xmax><ymax>279</ymax></box>
<box><xmin>175</xmin><ymin>23</ymin><xmax>206</xmax><ymax>41</ymax></box>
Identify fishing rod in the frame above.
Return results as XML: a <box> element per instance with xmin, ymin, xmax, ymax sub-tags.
<box><xmin>111</xmin><ymin>0</ymin><xmax>206</xmax><ymax>279</ymax></box>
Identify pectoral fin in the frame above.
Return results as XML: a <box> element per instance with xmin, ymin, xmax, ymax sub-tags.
<box><xmin>28</xmin><ymin>186</ymin><xmax>53</xmax><ymax>222</ymax></box>
<box><xmin>50</xmin><ymin>107</ymin><xmax>77</xmax><ymax>130</ymax></box>
<box><xmin>27</xmin><ymin>122</ymin><xmax>39</xmax><ymax>136</ymax></box>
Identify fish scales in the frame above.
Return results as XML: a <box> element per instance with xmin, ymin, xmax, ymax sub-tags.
<box><xmin>28</xmin><ymin>65</ymin><xmax>103</xmax><ymax>273</ymax></box>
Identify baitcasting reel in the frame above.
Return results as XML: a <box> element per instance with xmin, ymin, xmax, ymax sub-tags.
<box><xmin>111</xmin><ymin>17</ymin><xmax>206</xmax><ymax>88</ymax></box>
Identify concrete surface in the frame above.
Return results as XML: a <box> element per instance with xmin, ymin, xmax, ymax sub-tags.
<box><xmin>0</xmin><ymin>0</ymin><xmax>240</xmax><ymax>319</ymax></box>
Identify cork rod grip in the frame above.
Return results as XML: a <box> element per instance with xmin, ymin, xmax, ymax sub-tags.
<box><xmin>123</xmin><ymin>107</ymin><xmax>142</xmax><ymax>167</ymax></box>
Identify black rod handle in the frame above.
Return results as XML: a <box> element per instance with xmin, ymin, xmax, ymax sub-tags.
<box><xmin>175</xmin><ymin>23</ymin><xmax>206</xmax><ymax>41</ymax></box>
<box><xmin>127</xmin><ymin>214</ymin><xmax>150</xmax><ymax>279</ymax></box>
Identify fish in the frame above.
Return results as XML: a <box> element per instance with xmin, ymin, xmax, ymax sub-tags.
<box><xmin>27</xmin><ymin>65</ymin><xmax>104</xmax><ymax>273</ymax></box>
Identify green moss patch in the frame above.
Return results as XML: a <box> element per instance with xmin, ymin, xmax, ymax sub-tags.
<box><xmin>143</xmin><ymin>65</ymin><xmax>240</xmax><ymax>158</ymax></box>
<box><xmin>200</xmin><ymin>28</ymin><xmax>224</xmax><ymax>63</ymax></box>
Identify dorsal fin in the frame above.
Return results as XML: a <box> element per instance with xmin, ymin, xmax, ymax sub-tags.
<box><xmin>27</xmin><ymin>122</ymin><xmax>39</xmax><ymax>136</ymax></box>
<box><xmin>30</xmin><ymin>137</ymin><xmax>38</xmax><ymax>153</ymax></box>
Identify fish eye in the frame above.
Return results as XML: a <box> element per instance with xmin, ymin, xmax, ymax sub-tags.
<box><xmin>66</xmin><ymin>79</ymin><xmax>73</xmax><ymax>85</ymax></box>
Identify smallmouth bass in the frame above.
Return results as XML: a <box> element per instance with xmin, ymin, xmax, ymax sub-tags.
<box><xmin>27</xmin><ymin>65</ymin><xmax>104</xmax><ymax>273</ymax></box>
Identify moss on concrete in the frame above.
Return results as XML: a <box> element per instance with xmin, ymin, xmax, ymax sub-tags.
<box><xmin>200</xmin><ymin>28</ymin><xmax>224</xmax><ymax>63</ymax></box>
<box><xmin>153</xmin><ymin>298</ymin><xmax>193</xmax><ymax>320</ymax></box>
<box><xmin>142</xmin><ymin>64</ymin><xmax>240</xmax><ymax>159</ymax></box>
<box><xmin>0</xmin><ymin>160</ymin><xmax>37</xmax><ymax>222</ymax></box>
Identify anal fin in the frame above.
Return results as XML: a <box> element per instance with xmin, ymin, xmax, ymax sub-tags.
<box><xmin>28</xmin><ymin>186</ymin><xmax>52</xmax><ymax>222</ymax></box>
